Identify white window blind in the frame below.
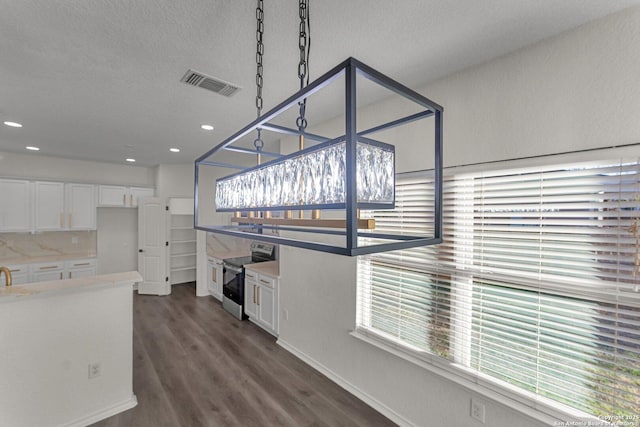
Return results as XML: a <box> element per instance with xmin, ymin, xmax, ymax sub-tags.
<box><xmin>357</xmin><ymin>157</ymin><xmax>640</xmax><ymax>421</ymax></box>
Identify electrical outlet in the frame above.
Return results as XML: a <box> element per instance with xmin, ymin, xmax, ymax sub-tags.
<box><xmin>88</xmin><ymin>362</ymin><xmax>101</xmax><ymax>379</ymax></box>
<box><xmin>283</xmin><ymin>309</ymin><xmax>289</xmax><ymax>321</ymax></box>
<box><xmin>71</xmin><ymin>236</ymin><xmax>78</xmax><ymax>244</ymax></box>
<box><xmin>470</xmin><ymin>398</ymin><xmax>485</xmax><ymax>423</ymax></box>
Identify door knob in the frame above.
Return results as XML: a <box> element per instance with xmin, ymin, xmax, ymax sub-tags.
<box><xmin>138</xmin><ymin>249</ymin><xmax>144</xmax><ymax>253</ymax></box>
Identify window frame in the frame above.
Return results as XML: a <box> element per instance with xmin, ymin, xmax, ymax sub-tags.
<box><xmin>354</xmin><ymin>154</ymin><xmax>640</xmax><ymax>425</ymax></box>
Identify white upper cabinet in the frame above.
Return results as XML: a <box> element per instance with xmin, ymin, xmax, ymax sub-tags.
<box><xmin>129</xmin><ymin>187</ymin><xmax>154</xmax><ymax>207</ymax></box>
<box><xmin>98</xmin><ymin>185</ymin><xmax>154</xmax><ymax>207</ymax></box>
<box><xmin>98</xmin><ymin>185</ymin><xmax>128</xmax><ymax>207</ymax></box>
<box><xmin>34</xmin><ymin>182</ymin><xmax>96</xmax><ymax>231</ymax></box>
<box><xmin>0</xmin><ymin>179</ymin><xmax>30</xmax><ymax>232</ymax></box>
<box><xmin>33</xmin><ymin>181</ymin><xmax>66</xmax><ymax>231</ymax></box>
<box><xmin>66</xmin><ymin>183</ymin><xmax>96</xmax><ymax>230</ymax></box>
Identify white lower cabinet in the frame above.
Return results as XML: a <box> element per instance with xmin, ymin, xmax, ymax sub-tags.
<box><xmin>207</xmin><ymin>257</ymin><xmax>223</xmax><ymax>301</ymax></box>
<box><xmin>1</xmin><ymin>264</ymin><xmax>30</xmax><ymax>285</ymax></box>
<box><xmin>30</xmin><ymin>258</ymin><xmax>96</xmax><ymax>282</ymax></box>
<box><xmin>65</xmin><ymin>259</ymin><xmax>97</xmax><ymax>279</ymax></box>
<box><xmin>31</xmin><ymin>261</ymin><xmax>65</xmax><ymax>282</ymax></box>
<box><xmin>244</xmin><ymin>267</ymin><xmax>278</xmax><ymax>336</ymax></box>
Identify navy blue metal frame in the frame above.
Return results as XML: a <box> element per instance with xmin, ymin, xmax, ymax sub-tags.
<box><xmin>194</xmin><ymin>57</ymin><xmax>443</xmax><ymax>256</ymax></box>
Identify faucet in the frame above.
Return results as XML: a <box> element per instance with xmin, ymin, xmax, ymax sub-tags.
<box><xmin>0</xmin><ymin>266</ymin><xmax>12</xmax><ymax>287</ymax></box>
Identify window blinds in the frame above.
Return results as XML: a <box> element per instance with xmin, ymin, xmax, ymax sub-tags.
<box><xmin>357</xmin><ymin>157</ymin><xmax>640</xmax><ymax>420</ymax></box>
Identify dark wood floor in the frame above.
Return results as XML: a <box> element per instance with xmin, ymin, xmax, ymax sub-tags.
<box><xmin>91</xmin><ymin>283</ymin><xmax>396</xmax><ymax>427</ymax></box>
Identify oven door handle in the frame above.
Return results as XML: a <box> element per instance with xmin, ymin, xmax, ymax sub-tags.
<box><xmin>224</xmin><ymin>264</ymin><xmax>243</xmax><ymax>274</ymax></box>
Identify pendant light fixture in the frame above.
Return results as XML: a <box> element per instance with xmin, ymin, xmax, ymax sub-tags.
<box><xmin>194</xmin><ymin>1</ymin><xmax>443</xmax><ymax>256</ymax></box>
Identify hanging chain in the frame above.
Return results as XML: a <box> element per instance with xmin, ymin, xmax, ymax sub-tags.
<box><xmin>254</xmin><ymin>0</ymin><xmax>265</xmax><ymax>152</ymax></box>
<box><xmin>296</xmin><ymin>0</ymin><xmax>310</xmax><ymax>131</ymax></box>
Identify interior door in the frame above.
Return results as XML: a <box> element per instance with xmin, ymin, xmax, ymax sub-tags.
<box><xmin>137</xmin><ymin>197</ymin><xmax>169</xmax><ymax>295</ymax></box>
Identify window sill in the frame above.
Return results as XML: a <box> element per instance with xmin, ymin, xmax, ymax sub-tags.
<box><xmin>350</xmin><ymin>327</ymin><xmax>600</xmax><ymax>427</ymax></box>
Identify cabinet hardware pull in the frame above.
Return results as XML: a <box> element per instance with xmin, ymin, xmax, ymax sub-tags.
<box><xmin>256</xmin><ymin>287</ymin><xmax>260</xmax><ymax>306</ymax></box>
<box><xmin>130</xmin><ymin>194</ymin><xmax>133</xmax><ymax>206</ymax></box>
<box><xmin>60</xmin><ymin>212</ymin><xmax>64</xmax><ymax>228</ymax></box>
<box><xmin>69</xmin><ymin>213</ymin><xmax>72</xmax><ymax>228</ymax></box>
<box><xmin>259</xmin><ymin>279</ymin><xmax>270</xmax><ymax>284</ymax></box>
<box><xmin>69</xmin><ymin>272</ymin><xmax>72</xmax><ymax>279</ymax></box>
<box><xmin>10</xmin><ymin>269</ymin><xmax>21</xmax><ymax>272</ymax></box>
<box><xmin>60</xmin><ymin>272</ymin><xmax>63</xmax><ymax>280</ymax></box>
<box><xmin>253</xmin><ymin>285</ymin><xmax>257</xmax><ymax>304</ymax></box>
<box><xmin>123</xmin><ymin>194</ymin><xmax>126</xmax><ymax>205</ymax></box>
<box><xmin>212</xmin><ymin>268</ymin><xmax>216</xmax><ymax>283</ymax></box>
<box><xmin>74</xmin><ymin>263</ymin><xmax>90</xmax><ymax>266</ymax></box>
<box><xmin>40</xmin><ymin>266</ymin><xmax>59</xmax><ymax>270</ymax></box>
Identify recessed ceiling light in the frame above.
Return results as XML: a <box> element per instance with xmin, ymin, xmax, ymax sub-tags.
<box><xmin>4</xmin><ymin>121</ymin><xmax>23</xmax><ymax>128</ymax></box>
<box><xmin>126</xmin><ymin>158</ymin><xmax>136</xmax><ymax>163</ymax></box>
<box><xmin>201</xmin><ymin>124</ymin><xmax>214</xmax><ymax>131</ymax></box>
<box><xmin>25</xmin><ymin>146</ymin><xmax>40</xmax><ymax>151</ymax></box>
<box><xmin>169</xmin><ymin>148</ymin><xmax>180</xmax><ymax>153</ymax></box>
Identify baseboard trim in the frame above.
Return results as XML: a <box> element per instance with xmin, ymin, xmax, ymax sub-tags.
<box><xmin>277</xmin><ymin>339</ymin><xmax>417</xmax><ymax>427</ymax></box>
<box><xmin>62</xmin><ymin>394</ymin><xmax>138</xmax><ymax>427</ymax></box>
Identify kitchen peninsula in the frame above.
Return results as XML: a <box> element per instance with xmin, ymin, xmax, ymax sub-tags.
<box><xmin>0</xmin><ymin>271</ymin><xmax>141</xmax><ymax>426</ymax></box>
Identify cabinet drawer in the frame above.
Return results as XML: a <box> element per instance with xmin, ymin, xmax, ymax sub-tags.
<box><xmin>32</xmin><ymin>261</ymin><xmax>64</xmax><ymax>272</ymax></box>
<box><xmin>257</xmin><ymin>275</ymin><xmax>275</xmax><ymax>289</ymax></box>
<box><xmin>65</xmin><ymin>259</ymin><xmax>97</xmax><ymax>269</ymax></box>
<box><xmin>245</xmin><ymin>270</ymin><xmax>258</xmax><ymax>281</ymax></box>
<box><xmin>31</xmin><ymin>262</ymin><xmax>64</xmax><ymax>282</ymax></box>
<box><xmin>2</xmin><ymin>264</ymin><xmax>30</xmax><ymax>285</ymax></box>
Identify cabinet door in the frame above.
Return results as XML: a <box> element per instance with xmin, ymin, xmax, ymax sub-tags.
<box><xmin>32</xmin><ymin>263</ymin><xmax>64</xmax><ymax>282</ymax></box>
<box><xmin>207</xmin><ymin>259</ymin><xmax>214</xmax><ymax>294</ymax></box>
<box><xmin>67</xmin><ymin>266</ymin><xmax>96</xmax><ymax>279</ymax></box>
<box><xmin>34</xmin><ymin>181</ymin><xmax>65</xmax><ymax>231</ymax></box>
<box><xmin>66</xmin><ymin>183</ymin><xmax>96</xmax><ymax>230</ymax></box>
<box><xmin>257</xmin><ymin>285</ymin><xmax>276</xmax><ymax>333</ymax></box>
<box><xmin>244</xmin><ymin>279</ymin><xmax>258</xmax><ymax>319</ymax></box>
<box><xmin>98</xmin><ymin>185</ymin><xmax>127</xmax><ymax>206</ymax></box>
<box><xmin>65</xmin><ymin>259</ymin><xmax>97</xmax><ymax>279</ymax></box>
<box><xmin>207</xmin><ymin>259</ymin><xmax>223</xmax><ymax>301</ymax></box>
<box><xmin>214</xmin><ymin>261</ymin><xmax>223</xmax><ymax>301</ymax></box>
<box><xmin>2</xmin><ymin>264</ymin><xmax>30</xmax><ymax>286</ymax></box>
<box><xmin>0</xmin><ymin>179</ymin><xmax>30</xmax><ymax>232</ymax></box>
<box><xmin>129</xmin><ymin>187</ymin><xmax>154</xmax><ymax>207</ymax></box>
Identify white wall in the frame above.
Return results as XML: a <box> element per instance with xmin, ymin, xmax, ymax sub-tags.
<box><xmin>155</xmin><ymin>163</ymin><xmax>195</xmax><ymax>199</ymax></box>
<box><xmin>0</xmin><ymin>151</ymin><xmax>155</xmax><ymax>186</ymax></box>
<box><xmin>97</xmin><ymin>208</ymin><xmax>138</xmax><ymax>274</ymax></box>
<box><xmin>277</xmin><ymin>7</ymin><xmax>640</xmax><ymax>427</ymax></box>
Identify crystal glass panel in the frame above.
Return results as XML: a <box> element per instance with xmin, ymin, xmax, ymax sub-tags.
<box><xmin>215</xmin><ymin>140</ymin><xmax>394</xmax><ymax>211</ymax></box>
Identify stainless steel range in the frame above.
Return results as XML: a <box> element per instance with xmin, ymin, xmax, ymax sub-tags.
<box><xmin>222</xmin><ymin>242</ymin><xmax>275</xmax><ymax>320</ymax></box>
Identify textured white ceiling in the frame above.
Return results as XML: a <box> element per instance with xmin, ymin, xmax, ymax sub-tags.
<box><xmin>1</xmin><ymin>0</ymin><xmax>639</xmax><ymax>167</ymax></box>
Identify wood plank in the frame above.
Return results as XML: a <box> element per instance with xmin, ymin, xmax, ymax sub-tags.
<box><xmin>231</xmin><ymin>216</ymin><xmax>376</xmax><ymax>229</ymax></box>
<box><xmin>91</xmin><ymin>283</ymin><xmax>396</xmax><ymax>427</ymax></box>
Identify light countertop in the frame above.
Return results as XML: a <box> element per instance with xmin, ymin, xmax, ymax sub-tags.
<box><xmin>245</xmin><ymin>260</ymin><xmax>280</xmax><ymax>278</ymax></box>
<box><xmin>0</xmin><ymin>271</ymin><xmax>142</xmax><ymax>302</ymax></box>
<box><xmin>1</xmin><ymin>254</ymin><xmax>96</xmax><ymax>266</ymax></box>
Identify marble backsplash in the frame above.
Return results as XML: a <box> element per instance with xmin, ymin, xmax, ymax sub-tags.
<box><xmin>0</xmin><ymin>231</ymin><xmax>97</xmax><ymax>263</ymax></box>
<box><xmin>206</xmin><ymin>232</ymin><xmax>252</xmax><ymax>255</ymax></box>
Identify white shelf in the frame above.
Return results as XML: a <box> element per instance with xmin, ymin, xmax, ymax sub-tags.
<box><xmin>171</xmin><ymin>265</ymin><xmax>197</xmax><ymax>272</ymax></box>
<box><xmin>167</xmin><ymin>199</ymin><xmax>197</xmax><ymax>286</ymax></box>
<box><xmin>171</xmin><ymin>252</ymin><xmax>197</xmax><ymax>258</ymax></box>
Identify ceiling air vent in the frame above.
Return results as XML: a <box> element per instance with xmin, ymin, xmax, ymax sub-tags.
<box><xmin>180</xmin><ymin>69</ymin><xmax>241</xmax><ymax>97</ymax></box>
